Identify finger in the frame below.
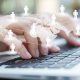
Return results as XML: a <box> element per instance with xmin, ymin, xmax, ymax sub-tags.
<box><xmin>39</xmin><ymin>44</ymin><xmax>48</xmax><ymax>56</ymax></box>
<box><xmin>16</xmin><ymin>44</ymin><xmax>32</xmax><ymax>59</ymax></box>
<box><xmin>56</xmin><ymin>15</ymin><xmax>77</xmax><ymax>33</ymax></box>
<box><xmin>48</xmin><ymin>45</ymin><xmax>60</xmax><ymax>53</ymax></box>
<box><xmin>0</xmin><ymin>41</ymin><xmax>9</xmax><ymax>52</ymax></box>
<box><xmin>36</xmin><ymin>26</ymin><xmax>50</xmax><ymax>56</ymax></box>
<box><xmin>12</xmin><ymin>39</ymin><xmax>32</xmax><ymax>59</ymax></box>
<box><xmin>6</xmin><ymin>22</ymin><xmax>40</xmax><ymax>58</ymax></box>
<box><xmin>38</xmin><ymin>26</ymin><xmax>60</xmax><ymax>53</ymax></box>
<box><xmin>6</xmin><ymin>23</ymin><xmax>24</xmax><ymax>35</ymax></box>
<box><xmin>24</xmin><ymin>31</ymin><xmax>39</xmax><ymax>58</ymax></box>
<box><xmin>6</xmin><ymin>21</ymin><xmax>33</xmax><ymax>35</ymax></box>
<box><xmin>4</xmin><ymin>33</ymin><xmax>32</xmax><ymax>59</ymax></box>
<box><xmin>37</xmin><ymin>37</ymin><xmax>48</xmax><ymax>56</ymax></box>
<box><xmin>17</xmin><ymin>36</ymin><xmax>26</xmax><ymax>42</ymax></box>
<box><xmin>71</xmin><ymin>31</ymin><xmax>80</xmax><ymax>37</ymax></box>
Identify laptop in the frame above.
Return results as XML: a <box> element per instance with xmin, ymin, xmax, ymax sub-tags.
<box><xmin>0</xmin><ymin>38</ymin><xmax>80</xmax><ymax>79</ymax></box>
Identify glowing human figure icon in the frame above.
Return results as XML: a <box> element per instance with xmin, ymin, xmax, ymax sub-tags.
<box><xmin>51</xmin><ymin>14</ymin><xmax>56</xmax><ymax>25</ymax></box>
<box><xmin>60</xmin><ymin>5</ymin><xmax>65</xmax><ymax>15</ymax></box>
<box><xmin>10</xmin><ymin>12</ymin><xmax>16</xmax><ymax>22</ymax></box>
<box><xmin>8</xmin><ymin>30</ymin><xmax>14</xmax><ymax>40</ymax></box>
<box><xmin>24</xmin><ymin>6</ymin><xmax>29</xmax><ymax>16</ymax></box>
<box><xmin>30</xmin><ymin>23</ymin><xmax>37</xmax><ymax>38</ymax></box>
<box><xmin>10</xmin><ymin>43</ymin><xmax>16</xmax><ymax>54</ymax></box>
<box><xmin>4</xmin><ymin>30</ymin><xmax>15</xmax><ymax>47</ymax></box>
<box><xmin>73</xmin><ymin>10</ymin><xmax>78</xmax><ymax>20</ymax></box>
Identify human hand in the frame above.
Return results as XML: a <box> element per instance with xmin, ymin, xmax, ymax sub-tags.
<box><xmin>0</xmin><ymin>27</ymin><xmax>32</xmax><ymax>59</ymax></box>
<box><xmin>5</xmin><ymin>19</ymin><xmax>60</xmax><ymax>59</ymax></box>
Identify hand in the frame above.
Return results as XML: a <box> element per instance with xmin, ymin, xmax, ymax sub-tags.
<box><xmin>5</xmin><ymin>19</ymin><xmax>60</xmax><ymax>59</ymax></box>
<box><xmin>56</xmin><ymin>14</ymin><xmax>77</xmax><ymax>37</ymax></box>
<box><xmin>0</xmin><ymin>28</ymin><xmax>32</xmax><ymax>59</ymax></box>
<box><xmin>56</xmin><ymin>15</ymin><xmax>80</xmax><ymax>47</ymax></box>
<box><xmin>0</xmin><ymin>15</ymin><xmax>80</xmax><ymax>60</ymax></box>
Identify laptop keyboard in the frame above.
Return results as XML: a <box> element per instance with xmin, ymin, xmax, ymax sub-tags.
<box><xmin>0</xmin><ymin>44</ymin><xmax>80</xmax><ymax>69</ymax></box>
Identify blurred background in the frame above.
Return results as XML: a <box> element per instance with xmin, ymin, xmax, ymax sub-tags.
<box><xmin>0</xmin><ymin>0</ymin><xmax>80</xmax><ymax>16</ymax></box>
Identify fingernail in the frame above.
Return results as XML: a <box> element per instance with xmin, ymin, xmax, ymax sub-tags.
<box><xmin>35</xmin><ymin>49</ymin><xmax>39</xmax><ymax>58</ymax></box>
<box><xmin>42</xmin><ymin>47</ymin><xmax>48</xmax><ymax>55</ymax></box>
<box><xmin>54</xmin><ymin>46</ymin><xmax>60</xmax><ymax>52</ymax></box>
<box><xmin>25</xmin><ymin>52</ymin><xmax>32</xmax><ymax>59</ymax></box>
<box><xmin>41</xmin><ymin>44</ymin><xmax>48</xmax><ymax>56</ymax></box>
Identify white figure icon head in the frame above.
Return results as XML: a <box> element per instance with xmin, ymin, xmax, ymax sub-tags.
<box><xmin>30</xmin><ymin>23</ymin><xmax>37</xmax><ymax>38</ymax></box>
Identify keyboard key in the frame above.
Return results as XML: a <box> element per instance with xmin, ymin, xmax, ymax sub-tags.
<box><xmin>64</xmin><ymin>58</ymin><xmax>80</xmax><ymax>68</ymax></box>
